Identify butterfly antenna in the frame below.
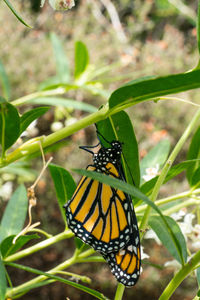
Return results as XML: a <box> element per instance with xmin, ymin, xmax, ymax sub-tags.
<box><xmin>79</xmin><ymin>142</ymin><xmax>100</xmax><ymax>155</ymax></box>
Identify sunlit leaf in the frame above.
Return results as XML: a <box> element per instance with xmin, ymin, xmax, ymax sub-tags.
<box><xmin>0</xmin><ymin>185</ymin><xmax>28</xmax><ymax>242</ymax></box>
<box><xmin>109</xmin><ymin>70</ymin><xmax>200</xmax><ymax>109</ymax></box>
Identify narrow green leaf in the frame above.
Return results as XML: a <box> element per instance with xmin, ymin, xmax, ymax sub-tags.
<box><xmin>197</xmin><ymin>267</ymin><xmax>200</xmax><ymax>287</ymax></box>
<box><xmin>96</xmin><ymin>111</ymin><xmax>140</xmax><ymax>187</ymax></box>
<box><xmin>0</xmin><ymin>185</ymin><xmax>28</xmax><ymax>242</ymax></box>
<box><xmin>0</xmin><ymin>234</ymin><xmax>39</xmax><ymax>258</ymax></box>
<box><xmin>74</xmin><ymin>168</ymin><xmax>164</xmax><ymax>215</ymax></box>
<box><xmin>140</xmin><ymin>139</ymin><xmax>170</xmax><ymax>182</ymax></box>
<box><xmin>3</xmin><ymin>0</ymin><xmax>32</xmax><ymax>28</ymax></box>
<box><xmin>141</xmin><ymin>159</ymin><xmax>200</xmax><ymax>196</ymax></box>
<box><xmin>5</xmin><ymin>262</ymin><xmax>108</xmax><ymax>300</ymax></box>
<box><xmin>49</xmin><ymin>164</ymin><xmax>76</xmax><ymax>225</ymax></box>
<box><xmin>50</xmin><ymin>33</ymin><xmax>70</xmax><ymax>83</ymax></box>
<box><xmin>0</xmin><ymin>102</ymin><xmax>20</xmax><ymax>150</ymax></box>
<box><xmin>191</xmin><ymin>166</ymin><xmax>200</xmax><ymax>187</ymax></box>
<box><xmin>74</xmin><ymin>41</ymin><xmax>89</xmax><ymax>79</ymax></box>
<box><xmin>149</xmin><ymin>216</ymin><xmax>187</xmax><ymax>264</ymax></box>
<box><xmin>20</xmin><ymin>107</ymin><xmax>50</xmax><ymax>135</ymax></box>
<box><xmin>186</xmin><ymin>126</ymin><xmax>200</xmax><ymax>185</ymax></box>
<box><xmin>27</xmin><ymin>97</ymin><xmax>97</xmax><ymax>113</ymax></box>
<box><xmin>109</xmin><ymin>70</ymin><xmax>200</xmax><ymax>109</ymax></box>
<box><xmin>0</xmin><ymin>257</ymin><xmax>7</xmax><ymax>300</ymax></box>
<box><xmin>0</xmin><ymin>60</ymin><xmax>11</xmax><ymax>100</ymax></box>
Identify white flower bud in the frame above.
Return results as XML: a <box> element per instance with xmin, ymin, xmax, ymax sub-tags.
<box><xmin>51</xmin><ymin>121</ymin><xmax>63</xmax><ymax>132</ymax></box>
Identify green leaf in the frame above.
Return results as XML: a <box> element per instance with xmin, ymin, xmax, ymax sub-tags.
<box><xmin>141</xmin><ymin>159</ymin><xmax>200</xmax><ymax>196</ymax></box>
<box><xmin>149</xmin><ymin>216</ymin><xmax>187</xmax><ymax>264</ymax></box>
<box><xmin>50</xmin><ymin>33</ymin><xmax>70</xmax><ymax>83</ymax></box>
<box><xmin>0</xmin><ymin>185</ymin><xmax>28</xmax><ymax>242</ymax></box>
<box><xmin>20</xmin><ymin>106</ymin><xmax>50</xmax><ymax>135</ymax></box>
<box><xmin>49</xmin><ymin>164</ymin><xmax>76</xmax><ymax>225</ymax></box>
<box><xmin>0</xmin><ymin>257</ymin><xmax>7</xmax><ymax>300</ymax></box>
<box><xmin>197</xmin><ymin>267</ymin><xmax>200</xmax><ymax>287</ymax></box>
<box><xmin>0</xmin><ymin>234</ymin><xmax>39</xmax><ymax>258</ymax></box>
<box><xmin>0</xmin><ymin>60</ymin><xmax>11</xmax><ymax>100</ymax></box>
<box><xmin>0</xmin><ymin>97</ymin><xmax>7</xmax><ymax>104</ymax></box>
<box><xmin>74</xmin><ymin>41</ymin><xmax>89</xmax><ymax>79</ymax></box>
<box><xmin>26</xmin><ymin>97</ymin><xmax>97</xmax><ymax>113</ymax></box>
<box><xmin>109</xmin><ymin>69</ymin><xmax>200</xmax><ymax>109</ymax></box>
<box><xmin>140</xmin><ymin>139</ymin><xmax>170</xmax><ymax>182</ymax></box>
<box><xmin>96</xmin><ymin>111</ymin><xmax>140</xmax><ymax>187</ymax></box>
<box><xmin>0</xmin><ymin>102</ymin><xmax>20</xmax><ymax>150</ymax></box>
<box><xmin>3</xmin><ymin>0</ymin><xmax>32</xmax><ymax>28</ymax></box>
<box><xmin>5</xmin><ymin>262</ymin><xmax>108</xmax><ymax>300</ymax></box>
<box><xmin>186</xmin><ymin>126</ymin><xmax>200</xmax><ymax>185</ymax></box>
<box><xmin>191</xmin><ymin>166</ymin><xmax>200</xmax><ymax>187</ymax></box>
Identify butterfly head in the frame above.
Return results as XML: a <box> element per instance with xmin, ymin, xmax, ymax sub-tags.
<box><xmin>93</xmin><ymin>140</ymin><xmax>122</xmax><ymax>169</ymax></box>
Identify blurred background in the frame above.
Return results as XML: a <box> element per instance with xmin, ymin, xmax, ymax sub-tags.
<box><xmin>0</xmin><ymin>0</ymin><xmax>199</xmax><ymax>299</ymax></box>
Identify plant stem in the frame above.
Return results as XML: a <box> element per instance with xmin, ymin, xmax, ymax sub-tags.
<box><xmin>136</xmin><ymin>189</ymin><xmax>200</xmax><ymax>213</ymax></box>
<box><xmin>140</xmin><ymin>108</ymin><xmax>200</xmax><ymax>232</ymax></box>
<box><xmin>5</xmin><ymin>249</ymin><xmax>95</xmax><ymax>298</ymax></box>
<box><xmin>159</xmin><ymin>250</ymin><xmax>200</xmax><ymax>300</ymax></box>
<box><xmin>4</xmin><ymin>230</ymin><xmax>73</xmax><ymax>262</ymax></box>
<box><xmin>11</xmin><ymin>87</ymin><xmax>67</xmax><ymax>106</ymax></box>
<box><xmin>1</xmin><ymin>105</ymin><xmax>109</xmax><ymax>167</ymax></box>
<box><xmin>114</xmin><ymin>283</ymin><xmax>125</xmax><ymax>300</ymax></box>
<box><xmin>163</xmin><ymin>198</ymin><xmax>199</xmax><ymax>215</ymax></box>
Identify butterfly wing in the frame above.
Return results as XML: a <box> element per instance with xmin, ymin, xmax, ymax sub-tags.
<box><xmin>103</xmin><ymin>208</ymin><xmax>141</xmax><ymax>287</ymax></box>
<box><xmin>65</xmin><ymin>164</ymin><xmax>134</xmax><ymax>254</ymax></box>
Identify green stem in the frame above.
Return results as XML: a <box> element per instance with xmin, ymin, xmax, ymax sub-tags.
<box><xmin>5</xmin><ymin>249</ymin><xmax>95</xmax><ymax>298</ymax></box>
<box><xmin>11</xmin><ymin>87</ymin><xmax>67</xmax><ymax>106</ymax></box>
<box><xmin>140</xmin><ymin>108</ymin><xmax>200</xmax><ymax>232</ymax></box>
<box><xmin>114</xmin><ymin>283</ymin><xmax>125</xmax><ymax>300</ymax></box>
<box><xmin>136</xmin><ymin>189</ymin><xmax>200</xmax><ymax>213</ymax></box>
<box><xmin>159</xmin><ymin>250</ymin><xmax>200</xmax><ymax>300</ymax></box>
<box><xmin>1</xmin><ymin>105</ymin><xmax>109</xmax><ymax>167</ymax></box>
<box><xmin>28</xmin><ymin>228</ymin><xmax>52</xmax><ymax>238</ymax></box>
<box><xmin>4</xmin><ymin>230</ymin><xmax>73</xmax><ymax>262</ymax></box>
<box><xmin>163</xmin><ymin>198</ymin><xmax>199</xmax><ymax>215</ymax></box>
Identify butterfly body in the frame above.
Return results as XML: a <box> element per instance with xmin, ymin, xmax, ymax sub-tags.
<box><xmin>64</xmin><ymin>139</ymin><xmax>141</xmax><ymax>286</ymax></box>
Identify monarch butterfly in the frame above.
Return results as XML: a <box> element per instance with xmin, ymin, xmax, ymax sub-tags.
<box><xmin>64</xmin><ymin>134</ymin><xmax>141</xmax><ymax>286</ymax></box>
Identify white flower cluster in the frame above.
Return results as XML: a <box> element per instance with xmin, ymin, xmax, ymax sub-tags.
<box><xmin>142</xmin><ymin>164</ymin><xmax>160</xmax><ymax>182</ymax></box>
<box><xmin>41</xmin><ymin>0</ymin><xmax>75</xmax><ymax>11</ymax></box>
